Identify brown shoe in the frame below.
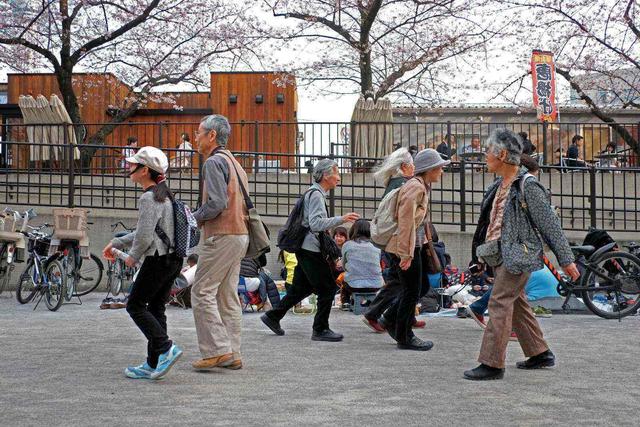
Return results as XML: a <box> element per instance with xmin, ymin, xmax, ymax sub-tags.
<box><xmin>221</xmin><ymin>359</ymin><xmax>243</xmax><ymax>370</ymax></box>
<box><xmin>192</xmin><ymin>353</ymin><xmax>233</xmax><ymax>370</ymax></box>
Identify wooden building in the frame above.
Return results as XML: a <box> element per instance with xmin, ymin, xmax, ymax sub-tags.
<box><xmin>1</xmin><ymin>71</ymin><xmax>298</xmax><ymax>171</ymax></box>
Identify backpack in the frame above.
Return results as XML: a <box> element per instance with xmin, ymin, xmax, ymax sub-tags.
<box><xmin>370</xmin><ymin>187</ymin><xmax>402</xmax><ymax>249</ymax></box>
<box><xmin>156</xmin><ymin>198</ymin><xmax>200</xmax><ymax>258</ymax></box>
<box><xmin>277</xmin><ymin>188</ymin><xmax>321</xmax><ymax>253</ymax></box>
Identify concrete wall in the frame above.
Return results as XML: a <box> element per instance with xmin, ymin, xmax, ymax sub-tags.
<box><xmin>4</xmin><ymin>205</ymin><xmax>640</xmax><ymax>292</ymax></box>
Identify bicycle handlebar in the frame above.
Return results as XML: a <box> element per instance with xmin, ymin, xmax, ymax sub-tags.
<box><xmin>110</xmin><ymin>221</ymin><xmax>134</xmax><ymax>232</ymax></box>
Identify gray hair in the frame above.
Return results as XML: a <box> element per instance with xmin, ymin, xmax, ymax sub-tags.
<box><xmin>486</xmin><ymin>128</ymin><xmax>523</xmax><ymax>165</ymax></box>
<box><xmin>312</xmin><ymin>158</ymin><xmax>338</xmax><ymax>183</ymax></box>
<box><xmin>373</xmin><ymin>147</ymin><xmax>413</xmax><ymax>186</ymax></box>
<box><xmin>200</xmin><ymin>114</ymin><xmax>231</xmax><ymax>147</ymax></box>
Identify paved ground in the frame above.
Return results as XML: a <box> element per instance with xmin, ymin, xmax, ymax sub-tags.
<box><xmin>1</xmin><ymin>293</ymin><xmax>639</xmax><ymax>427</ymax></box>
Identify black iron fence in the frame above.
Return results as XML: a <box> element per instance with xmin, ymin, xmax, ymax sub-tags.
<box><xmin>1</xmin><ymin>122</ymin><xmax>639</xmax><ymax>232</ymax></box>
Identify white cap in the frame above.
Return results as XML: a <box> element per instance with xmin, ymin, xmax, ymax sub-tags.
<box><xmin>125</xmin><ymin>146</ymin><xmax>168</xmax><ymax>174</ymax></box>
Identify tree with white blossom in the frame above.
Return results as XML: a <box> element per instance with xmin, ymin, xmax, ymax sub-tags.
<box><xmin>261</xmin><ymin>0</ymin><xmax>500</xmax><ymax>104</ymax></box>
<box><xmin>0</xmin><ymin>0</ymin><xmax>261</xmax><ymax>163</ymax></box>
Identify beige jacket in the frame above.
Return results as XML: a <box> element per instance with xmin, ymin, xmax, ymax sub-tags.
<box><xmin>385</xmin><ymin>176</ymin><xmax>429</xmax><ymax>260</ymax></box>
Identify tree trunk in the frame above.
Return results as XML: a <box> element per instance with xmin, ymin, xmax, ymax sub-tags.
<box><xmin>359</xmin><ymin>48</ymin><xmax>374</xmax><ymax>99</ymax></box>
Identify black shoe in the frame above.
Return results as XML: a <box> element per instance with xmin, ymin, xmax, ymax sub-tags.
<box><xmin>397</xmin><ymin>336</ymin><xmax>434</xmax><ymax>351</ymax></box>
<box><xmin>311</xmin><ymin>329</ymin><xmax>344</xmax><ymax>342</ymax></box>
<box><xmin>463</xmin><ymin>364</ymin><xmax>505</xmax><ymax>381</ymax></box>
<box><xmin>516</xmin><ymin>350</ymin><xmax>555</xmax><ymax>370</ymax></box>
<box><xmin>379</xmin><ymin>316</ymin><xmax>397</xmax><ymax>341</ymax></box>
<box><xmin>260</xmin><ymin>313</ymin><xmax>285</xmax><ymax>336</ymax></box>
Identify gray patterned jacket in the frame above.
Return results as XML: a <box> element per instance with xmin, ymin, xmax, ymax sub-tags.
<box><xmin>474</xmin><ymin>171</ymin><xmax>575</xmax><ymax>274</ymax></box>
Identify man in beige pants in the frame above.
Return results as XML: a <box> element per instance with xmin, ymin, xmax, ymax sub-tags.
<box><xmin>191</xmin><ymin>114</ymin><xmax>249</xmax><ymax>371</ymax></box>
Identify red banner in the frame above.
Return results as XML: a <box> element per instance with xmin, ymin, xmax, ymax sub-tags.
<box><xmin>531</xmin><ymin>50</ymin><xmax>558</xmax><ymax>122</ymax></box>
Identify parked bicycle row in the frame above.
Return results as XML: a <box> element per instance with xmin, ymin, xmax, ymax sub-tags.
<box><xmin>0</xmin><ymin>207</ymin><xmax>103</xmax><ymax>311</ymax></box>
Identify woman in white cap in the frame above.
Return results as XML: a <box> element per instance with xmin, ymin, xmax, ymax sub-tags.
<box><xmin>382</xmin><ymin>148</ymin><xmax>449</xmax><ymax>351</ymax></box>
<box><xmin>102</xmin><ymin>146</ymin><xmax>183</xmax><ymax>380</ymax></box>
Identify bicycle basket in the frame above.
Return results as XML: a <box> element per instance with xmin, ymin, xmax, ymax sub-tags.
<box><xmin>29</xmin><ymin>236</ymin><xmax>51</xmax><ymax>256</ymax></box>
<box><xmin>52</xmin><ymin>208</ymin><xmax>88</xmax><ymax>241</ymax></box>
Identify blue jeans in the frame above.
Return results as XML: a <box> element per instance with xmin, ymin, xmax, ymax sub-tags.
<box><xmin>469</xmin><ymin>286</ymin><xmax>492</xmax><ymax>315</ymax></box>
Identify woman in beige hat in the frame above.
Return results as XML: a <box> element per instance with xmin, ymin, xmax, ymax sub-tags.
<box><xmin>381</xmin><ymin>149</ymin><xmax>449</xmax><ymax>351</ymax></box>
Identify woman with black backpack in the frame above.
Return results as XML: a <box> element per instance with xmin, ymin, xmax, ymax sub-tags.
<box><xmin>102</xmin><ymin>146</ymin><xmax>183</xmax><ymax>380</ymax></box>
<box><xmin>261</xmin><ymin>159</ymin><xmax>359</xmax><ymax>342</ymax></box>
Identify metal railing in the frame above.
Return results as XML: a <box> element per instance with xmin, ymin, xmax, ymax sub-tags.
<box><xmin>1</xmin><ymin>122</ymin><xmax>639</xmax><ymax>232</ymax></box>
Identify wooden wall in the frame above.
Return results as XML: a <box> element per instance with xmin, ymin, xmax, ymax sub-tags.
<box><xmin>6</xmin><ymin>72</ymin><xmax>299</xmax><ymax>171</ymax></box>
<box><xmin>211</xmin><ymin>72</ymin><xmax>298</xmax><ymax>169</ymax></box>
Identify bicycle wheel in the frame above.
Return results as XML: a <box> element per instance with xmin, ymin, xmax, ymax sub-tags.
<box><xmin>16</xmin><ymin>259</ymin><xmax>38</xmax><ymax>304</ymax></box>
<box><xmin>44</xmin><ymin>260</ymin><xmax>65</xmax><ymax>311</ymax></box>
<box><xmin>62</xmin><ymin>256</ymin><xmax>74</xmax><ymax>302</ymax></box>
<box><xmin>73</xmin><ymin>253</ymin><xmax>104</xmax><ymax>296</ymax></box>
<box><xmin>581</xmin><ymin>251</ymin><xmax>640</xmax><ymax>319</ymax></box>
<box><xmin>0</xmin><ymin>246</ymin><xmax>11</xmax><ymax>295</ymax></box>
<box><xmin>109</xmin><ymin>259</ymin><xmax>124</xmax><ymax>296</ymax></box>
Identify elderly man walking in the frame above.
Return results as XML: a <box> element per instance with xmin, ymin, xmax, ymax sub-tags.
<box><xmin>191</xmin><ymin>115</ymin><xmax>249</xmax><ymax>371</ymax></box>
<box><xmin>261</xmin><ymin>159</ymin><xmax>359</xmax><ymax>341</ymax></box>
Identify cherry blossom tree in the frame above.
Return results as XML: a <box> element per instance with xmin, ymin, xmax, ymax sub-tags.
<box><xmin>492</xmin><ymin>0</ymin><xmax>640</xmax><ymax>155</ymax></box>
<box><xmin>0</xmin><ymin>0</ymin><xmax>260</xmax><ymax>163</ymax></box>
<box><xmin>260</xmin><ymin>0</ymin><xmax>500</xmax><ymax>104</ymax></box>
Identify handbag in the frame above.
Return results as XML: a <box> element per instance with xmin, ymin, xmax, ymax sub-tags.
<box><xmin>423</xmin><ymin>222</ymin><xmax>443</xmax><ymax>274</ymax></box>
<box><xmin>219</xmin><ymin>152</ymin><xmax>271</xmax><ymax>259</ymax></box>
<box><xmin>476</xmin><ymin>239</ymin><xmax>503</xmax><ymax>267</ymax></box>
<box><xmin>318</xmin><ymin>230</ymin><xmax>341</xmax><ymax>263</ymax></box>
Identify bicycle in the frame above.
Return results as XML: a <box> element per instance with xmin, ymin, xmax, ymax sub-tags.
<box><xmin>49</xmin><ymin>209</ymin><xmax>104</xmax><ymax>301</ymax></box>
<box><xmin>15</xmin><ymin>224</ymin><xmax>66</xmax><ymax>311</ymax></box>
<box><xmin>0</xmin><ymin>208</ymin><xmax>34</xmax><ymax>295</ymax></box>
<box><xmin>105</xmin><ymin>221</ymin><xmax>137</xmax><ymax>296</ymax></box>
<box><xmin>543</xmin><ymin>243</ymin><xmax>640</xmax><ymax>320</ymax></box>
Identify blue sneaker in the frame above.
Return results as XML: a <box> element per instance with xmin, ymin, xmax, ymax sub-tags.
<box><xmin>124</xmin><ymin>362</ymin><xmax>155</xmax><ymax>379</ymax></box>
<box><xmin>151</xmin><ymin>344</ymin><xmax>183</xmax><ymax>379</ymax></box>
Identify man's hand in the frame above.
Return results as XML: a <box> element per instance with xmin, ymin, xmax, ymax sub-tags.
<box><xmin>342</xmin><ymin>212</ymin><xmax>360</xmax><ymax>223</ymax></box>
<box><xmin>399</xmin><ymin>258</ymin><xmax>412</xmax><ymax>271</ymax></box>
<box><xmin>102</xmin><ymin>243</ymin><xmax>115</xmax><ymax>262</ymax></box>
<box><xmin>563</xmin><ymin>263</ymin><xmax>580</xmax><ymax>282</ymax></box>
<box><xmin>124</xmin><ymin>255</ymin><xmax>138</xmax><ymax>268</ymax></box>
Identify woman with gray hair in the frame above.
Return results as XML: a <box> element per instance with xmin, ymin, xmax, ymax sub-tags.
<box><xmin>373</xmin><ymin>147</ymin><xmax>415</xmax><ymax>196</ymax></box>
<box><xmin>464</xmin><ymin>128</ymin><xmax>579</xmax><ymax>381</ymax></box>
<box><xmin>262</xmin><ymin>159</ymin><xmax>360</xmax><ymax>342</ymax></box>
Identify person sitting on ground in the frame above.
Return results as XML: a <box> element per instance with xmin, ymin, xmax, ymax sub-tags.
<box><xmin>332</xmin><ymin>226</ymin><xmax>349</xmax><ymax>277</ymax></box>
<box><xmin>239</xmin><ymin>254</ymin><xmax>281</xmax><ymax>310</ymax></box>
<box><xmin>339</xmin><ymin>219</ymin><xmax>384</xmax><ymax>309</ymax></box>
<box><xmin>182</xmin><ymin>254</ymin><xmax>199</xmax><ymax>272</ymax></box>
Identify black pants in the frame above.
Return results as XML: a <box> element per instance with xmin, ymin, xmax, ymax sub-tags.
<box><xmin>366</xmin><ymin>248</ymin><xmax>428</xmax><ymax>322</ymax></box>
<box><xmin>266</xmin><ymin>249</ymin><xmax>336</xmax><ymax>333</ymax></box>
<box><xmin>384</xmin><ymin>247</ymin><xmax>423</xmax><ymax>345</ymax></box>
<box><xmin>126</xmin><ymin>252</ymin><xmax>182</xmax><ymax>368</ymax></box>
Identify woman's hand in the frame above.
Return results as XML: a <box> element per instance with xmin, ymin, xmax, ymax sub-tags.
<box><xmin>562</xmin><ymin>263</ymin><xmax>580</xmax><ymax>282</ymax></box>
<box><xmin>124</xmin><ymin>255</ymin><xmax>138</xmax><ymax>268</ymax></box>
<box><xmin>399</xmin><ymin>258</ymin><xmax>412</xmax><ymax>271</ymax></box>
<box><xmin>102</xmin><ymin>243</ymin><xmax>115</xmax><ymax>262</ymax></box>
<box><xmin>342</xmin><ymin>212</ymin><xmax>360</xmax><ymax>223</ymax></box>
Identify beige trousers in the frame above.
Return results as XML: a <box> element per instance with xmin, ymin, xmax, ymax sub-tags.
<box><xmin>478</xmin><ymin>265</ymin><xmax>549</xmax><ymax>369</ymax></box>
<box><xmin>191</xmin><ymin>234</ymin><xmax>249</xmax><ymax>359</ymax></box>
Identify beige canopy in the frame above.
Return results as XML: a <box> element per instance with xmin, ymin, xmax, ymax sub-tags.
<box><xmin>350</xmin><ymin>96</ymin><xmax>394</xmax><ymax>159</ymax></box>
<box><xmin>18</xmin><ymin>94</ymin><xmax>80</xmax><ymax>162</ymax></box>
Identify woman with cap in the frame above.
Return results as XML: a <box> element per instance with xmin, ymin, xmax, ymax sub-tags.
<box><xmin>382</xmin><ymin>148</ymin><xmax>449</xmax><ymax>351</ymax></box>
<box><xmin>463</xmin><ymin>129</ymin><xmax>579</xmax><ymax>380</ymax></box>
<box><xmin>102</xmin><ymin>146</ymin><xmax>184</xmax><ymax>380</ymax></box>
